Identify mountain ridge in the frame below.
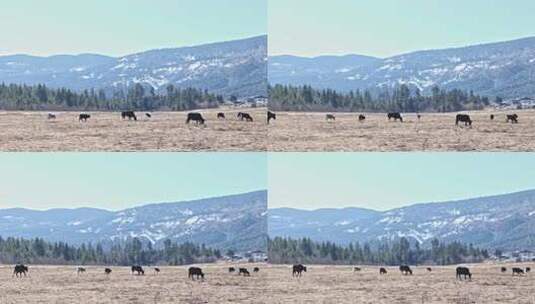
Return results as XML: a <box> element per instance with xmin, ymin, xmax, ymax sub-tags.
<box><xmin>269</xmin><ymin>36</ymin><xmax>535</xmax><ymax>98</ymax></box>
<box><xmin>0</xmin><ymin>190</ymin><xmax>267</xmax><ymax>252</ymax></box>
<box><xmin>269</xmin><ymin>189</ymin><xmax>535</xmax><ymax>250</ymax></box>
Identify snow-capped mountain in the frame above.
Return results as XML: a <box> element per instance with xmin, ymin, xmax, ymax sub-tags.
<box><xmin>0</xmin><ymin>190</ymin><xmax>267</xmax><ymax>252</ymax></box>
<box><xmin>269</xmin><ymin>36</ymin><xmax>535</xmax><ymax>98</ymax></box>
<box><xmin>0</xmin><ymin>35</ymin><xmax>267</xmax><ymax>97</ymax></box>
<box><xmin>269</xmin><ymin>189</ymin><xmax>535</xmax><ymax>250</ymax></box>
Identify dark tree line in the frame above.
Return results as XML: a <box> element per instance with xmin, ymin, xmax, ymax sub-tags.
<box><xmin>268</xmin><ymin>237</ymin><xmax>489</xmax><ymax>266</ymax></box>
<box><xmin>0</xmin><ymin>83</ymin><xmax>224</xmax><ymax>111</ymax></box>
<box><xmin>0</xmin><ymin>236</ymin><xmax>221</xmax><ymax>266</ymax></box>
<box><xmin>269</xmin><ymin>84</ymin><xmax>493</xmax><ymax>112</ymax></box>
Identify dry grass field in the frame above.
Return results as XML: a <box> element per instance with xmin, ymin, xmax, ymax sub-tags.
<box><xmin>263</xmin><ymin>263</ymin><xmax>535</xmax><ymax>304</ymax></box>
<box><xmin>0</xmin><ymin>263</ymin><xmax>267</xmax><ymax>304</ymax></box>
<box><xmin>267</xmin><ymin>109</ymin><xmax>535</xmax><ymax>151</ymax></box>
<box><xmin>0</xmin><ymin>108</ymin><xmax>267</xmax><ymax>151</ymax></box>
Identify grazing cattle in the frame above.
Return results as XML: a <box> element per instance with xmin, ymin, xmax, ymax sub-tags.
<box><xmin>239</xmin><ymin>268</ymin><xmax>251</xmax><ymax>276</ymax></box>
<box><xmin>358</xmin><ymin>114</ymin><xmax>366</xmax><ymax>122</ymax></box>
<box><xmin>13</xmin><ymin>264</ymin><xmax>28</xmax><ymax>277</ymax></box>
<box><xmin>145</xmin><ymin>113</ymin><xmax>152</xmax><ymax>118</ymax></box>
<box><xmin>354</xmin><ymin>267</ymin><xmax>362</xmax><ymax>272</ymax></box>
<box><xmin>455</xmin><ymin>114</ymin><xmax>472</xmax><ymax>126</ymax></box>
<box><xmin>229</xmin><ymin>267</ymin><xmax>236</xmax><ymax>273</ymax></box>
<box><xmin>267</xmin><ymin>111</ymin><xmax>276</xmax><ymax>124</ymax></box>
<box><xmin>379</xmin><ymin>268</ymin><xmax>387</xmax><ymax>275</ymax></box>
<box><xmin>131</xmin><ymin>265</ymin><xmax>145</xmax><ymax>275</ymax></box>
<box><xmin>188</xmin><ymin>267</ymin><xmax>204</xmax><ymax>280</ymax></box>
<box><xmin>79</xmin><ymin>113</ymin><xmax>91</xmax><ymax>122</ymax></box>
<box><xmin>426</xmin><ymin>267</ymin><xmax>432</xmax><ymax>272</ymax></box>
<box><xmin>387</xmin><ymin>112</ymin><xmax>403</xmax><ymax>122</ymax></box>
<box><xmin>526</xmin><ymin>267</ymin><xmax>531</xmax><ymax>273</ymax></box>
<box><xmin>501</xmin><ymin>267</ymin><xmax>507</xmax><ymax>273</ymax></box>
<box><xmin>104</xmin><ymin>268</ymin><xmax>112</xmax><ymax>275</ymax></box>
<box><xmin>48</xmin><ymin>113</ymin><xmax>56</xmax><ymax>120</ymax></box>
<box><xmin>241</xmin><ymin>113</ymin><xmax>254</xmax><ymax>122</ymax></box>
<box><xmin>253</xmin><ymin>267</ymin><xmax>260</xmax><ymax>273</ymax></box>
<box><xmin>506</xmin><ymin>114</ymin><xmax>518</xmax><ymax>123</ymax></box>
<box><xmin>417</xmin><ymin>114</ymin><xmax>422</xmax><ymax>120</ymax></box>
<box><xmin>292</xmin><ymin>264</ymin><xmax>307</xmax><ymax>277</ymax></box>
<box><xmin>217</xmin><ymin>112</ymin><xmax>225</xmax><ymax>119</ymax></box>
<box><xmin>490</xmin><ymin>114</ymin><xmax>495</xmax><ymax>120</ymax></box>
<box><xmin>399</xmin><ymin>265</ymin><xmax>413</xmax><ymax>275</ymax></box>
<box><xmin>456</xmin><ymin>267</ymin><xmax>472</xmax><ymax>280</ymax></box>
<box><xmin>512</xmin><ymin>267</ymin><xmax>525</xmax><ymax>276</ymax></box>
<box><xmin>186</xmin><ymin>112</ymin><xmax>205</xmax><ymax>125</ymax></box>
<box><xmin>77</xmin><ymin>267</ymin><xmax>86</xmax><ymax>274</ymax></box>
<box><xmin>154</xmin><ymin>267</ymin><xmax>160</xmax><ymax>274</ymax></box>
<box><xmin>121</xmin><ymin>111</ymin><xmax>137</xmax><ymax>121</ymax></box>
<box><xmin>325</xmin><ymin>114</ymin><xmax>336</xmax><ymax>121</ymax></box>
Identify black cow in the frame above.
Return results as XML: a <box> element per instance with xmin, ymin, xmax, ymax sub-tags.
<box><xmin>188</xmin><ymin>267</ymin><xmax>204</xmax><ymax>280</ymax></box>
<box><xmin>77</xmin><ymin>267</ymin><xmax>86</xmax><ymax>274</ymax></box>
<box><xmin>48</xmin><ymin>113</ymin><xmax>56</xmax><ymax>120</ymax></box>
<box><xmin>501</xmin><ymin>267</ymin><xmax>507</xmax><ymax>273</ymax></box>
<box><xmin>506</xmin><ymin>114</ymin><xmax>518</xmax><ymax>123</ymax></box>
<box><xmin>131</xmin><ymin>265</ymin><xmax>145</xmax><ymax>275</ymax></box>
<box><xmin>292</xmin><ymin>264</ymin><xmax>307</xmax><ymax>277</ymax></box>
<box><xmin>379</xmin><ymin>267</ymin><xmax>387</xmax><ymax>275</ymax></box>
<box><xmin>512</xmin><ymin>267</ymin><xmax>525</xmax><ymax>276</ymax></box>
<box><xmin>387</xmin><ymin>112</ymin><xmax>403</xmax><ymax>122</ymax></box>
<box><xmin>354</xmin><ymin>267</ymin><xmax>362</xmax><ymax>272</ymax></box>
<box><xmin>253</xmin><ymin>267</ymin><xmax>260</xmax><ymax>273</ymax></box>
<box><xmin>426</xmin><ymin>267</ymin><xmax>432</xmax><ymax>272</ymax></box>
<box><xmin>456</xmin><ymin>267</ymin><xmax>472</xmax><ymax>280</ymax></box>
<box><xmin>145</xmin><ymin>113</ymin><xmax>152</xmax><ymax>118</ymax></box>
<box><xmin>240</xmin><ymin>113</ymin><xmax>254</xmax><ymax>122</ymax></box>
<box><xmin>217</xmin><ymin>112</ymin><xmax>225</xmax><ymax>119</ymax></box>
<box><xmin>267</xmin><ymin>111</ymin><xmax>276</xmax><ymax>124</ymax></box>
<box><xmin>229</xmin><ymin>267</ymin><xmax>236</xmax><ymax>273</ymax></box>
<box><xmin>104</xmin><ymin>268</ymin><xmax>112</xmax><ymax>275</ymax></box>
<box><xmin>154</xmin><ymin>267</ymin><xmax>160</xmax><ymax>274</ymax></box>
<box><xmin>79</xmin><ymin>113</ymin><xmax>91</xmax><ymax>122</ymax></box>
<box><xmin>13</xmin><ymin>264</ymin><xmax>28</xmax><ymax>277</ymax></box>
<box><xmin>399</xmin><ymin>265</ymin><xmax>413</xmax><ymax>275</ymax></box>
<box><xmin>325</xmin><ymin>114</ymin><xmax>336</xmax><ymax>121</ymax></box>
<box><xmin>186</xmin><ymin>112</ymin><xmax>205</xmax><ymax>125</ymax></box>
<box><xmin>239</xmin><ymin>268</ymin><xmax>250</xmax><ymax>276</ymax></box>
<box><xmin>417</xmin><ymin>114</ymin><xmax>422</xmax><ymax>120</ymax></box>
<box><xmin>526</xmin><ymin>267</ymin><xmax>531</xmax><ymax>273</ymax></box>
<box><xmin>490</xmin><ymin>114</ymin><xmax>495</xmax><ymax>120</ymax></box>
<box><xmin>455</xmin><ymin>114</ymin><xmax>472</xmax><ymax>126</ymax></box>
<box><xmin>121</xmin><ymin>111</ymin><xmax>137</xmax><ymax>121</ymax></box>
<box><xmin>358</xmin><ymin>114</ymin><xmax>366</xmax><ymax>122</ymax></box>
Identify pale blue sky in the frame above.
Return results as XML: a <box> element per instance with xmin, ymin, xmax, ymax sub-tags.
<box><xmin>0</xmin><ymin>0</ymin><xmax>266</xmax><ymax>57</ymax></box>
<box><xmin>269</xmin><ymin>0</ymin><xmax>535</xmax><ymax>57</ymax></box>
<box><xmin>0</xmin><ymin>153</ymin><xmax>266</xmax><ymax>210</ymax></box>
<box><xmin>268</xmin><ymin>153</ymin><xmax>535</xmax><ymax>210</ymax></box>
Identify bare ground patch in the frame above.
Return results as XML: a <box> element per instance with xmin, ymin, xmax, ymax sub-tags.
<box><xmin>267</xmin><ymin>110</ymin><xmax>535</xmax><ymax>151</ymax></box>
<box><xmin>0</xmin><ymin>108</ymin><xmax>267</xmax><ymax>151</ymax></box>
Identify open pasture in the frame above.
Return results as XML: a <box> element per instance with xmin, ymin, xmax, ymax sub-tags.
<box><xmin>267</xmin><ymin>109</ymin><xmax>535</xmax><ymax>151</ymax></box>
<box><xmin>0</xmin><ymin>108</ymin><xmax>267</xmax><ymax>151</ymax></box>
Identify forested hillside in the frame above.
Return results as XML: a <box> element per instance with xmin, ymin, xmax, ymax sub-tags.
<box><xmin>0</xmin><ymin>83</ymin><xmax>223</xmax><ymax>111</ymax></box>
<box><xmin>269</xmin><ymin>84</ymin><xmax>493</xmax><ymax>112</ymax></box>
<box><xmin>268</xmin><ymin>237</ymin><xmax>489</xmax><ymax>265</ymax></box>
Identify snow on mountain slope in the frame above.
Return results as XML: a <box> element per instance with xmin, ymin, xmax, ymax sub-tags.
<box><xmin>0</xmin><ymin>190</ymin><xmax>267</xmax><ymax>252</ymax></box>
<box><xmin>269</xmin><ymin>189</ymin><xmax>535</xmax><ymax>250</ymax></box>
<box><xmin>0</xmin><ymin>35</ymin><xmax>267</xmax><ymax>97</ymax></box>
<box><xmin>269</xmin><ymin>36</ymin><xmax>535</xmax><ymax>98</ymax></box>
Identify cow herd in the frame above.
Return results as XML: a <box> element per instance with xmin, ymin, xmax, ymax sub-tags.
<box><xmin>320</xmin><ymin>112</ymin><xmax>521</xmax><ymax>127</ymax></box>
<box><xmin>290</xmin><ymin>264</ymin><xmax>533</xmax><ymax>281</ymax></box>
<box><xmin>10</xmin><ymin>264</ymin><xmax>261</xmax><ymax>282</ymax></box>
<box><xmin>44</xmin><ymin>110</ymin><xmax>277</xmax><ymax>126</ymax></box>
